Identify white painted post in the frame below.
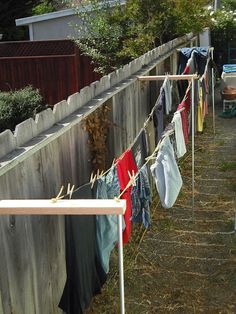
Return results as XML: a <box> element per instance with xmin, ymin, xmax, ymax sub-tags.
<box><xmin>118</xmin><ymin>214</ymin><xmax>125</xmax><ymax>314</ymax></box>
<box><xmin>191</xmin><ymin>78</ymin><xmax>195</xmax><ymax>214</ymax></box>
<box><xmin>211</xmin><ymin>49</ymin><xmax>216</xmax><ymax>136</ymax></box>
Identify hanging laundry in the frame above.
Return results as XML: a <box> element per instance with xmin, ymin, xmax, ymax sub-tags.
<box><xmin>163</xmin><ymin>78</ymin><xmax>172</xmax><ymax>114</ymax></box>
<box><xmin>150</xmin><ymin>136</ymin><xmax>183</xmax><ymax>209</ymax></box>
<box><xmin>130</xmin><ymin>165</ymin><xmax>152</xmax><ymax>228</ymax></box>
<box><xmin>131</xmin><ymin>129</ymin><xmax>148</xmax><ymax>169</ymax></box>
<box><xmin>179</xmin><ymin>47</ymin><xmax>208</xmax><ymax>76</ymax></box>
<box><xmin>96</xmin><ymin>166</ymin><xmax>125</xmax><ymax>274</ymax></box>
<box><xmin>201</xmin><ymin>77</ymin><xmax>208</xmax><ymax>117</ymax></box>
<box><xmin>153</xmin><ymin>87</ymin><xmax>165</xmax><ymax>143</ymax></box>
<box><xmin>177</xmin><ymin>101</ymin><xmax>189</xmax><ymax>145</ymax></box>
<box><xmin>116</xmin><ymin>149</ymin><xmax>138</xmax><ymax>243</ymax></box>
<box><xmin>144</xmin><ymin>118</ymin><xmax>156</xmax><ymax>157</ymax></box>
<box><xmin>172</xmin><ymin>111</ymin><xmax>187</xmax><ymax>158</ymax></box>
<box><xmin>171</xmin><ymin>80</ymin><xmax>181</xmax><ymax>108</ymax></box>
<box><xmin>59</xmin><ymin>184</ymin><xmax>107</xmax><ymax>314</ymax></box>
<box><xmin>178</xmin><ymin>53</ymin><xmax>197</xmax><ymax>101</ymax></box>
<box><xmin>197</xmin><ymin>82</ymin><xmax>204</xmax><ymax>132</ymax></box>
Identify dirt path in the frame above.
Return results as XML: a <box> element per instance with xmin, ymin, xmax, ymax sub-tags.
<box><xmin>87</xmin><ymin>91</ymin><xmax>236</xmax><ymax>314</ymax></box>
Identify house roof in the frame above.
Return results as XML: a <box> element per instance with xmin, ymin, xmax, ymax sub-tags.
<box><xmin>15</xmin><ymin>0</ymin><xmax>126</xmax><ymax>26</ymax></box>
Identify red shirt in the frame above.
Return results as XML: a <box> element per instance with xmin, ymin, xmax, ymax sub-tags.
<box><xmin>116</xmin><ymin>149</ymin><xmax>138</xmax><ymax>243</ymax></box>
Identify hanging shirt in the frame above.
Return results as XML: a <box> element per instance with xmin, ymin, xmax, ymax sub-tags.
<box><xmin>131</xmin><ymin>129</ymin><xmax>148</xmax><ymax>169</ymax></box>
<box><xmin>163</xmin><ymin>78</ymin><xmax>172</xmax><ymax>114</ymax></box>
<box><xmin>171</xmin><ymin>111</ymin><xmax>187</xmax><ymax>158</ymax></box>
<box><xmin>95</xmin><ymin>166</ymin><xmax>125</xmax><ymax>274</ymax></box>
<box><xmin>150</xmin><ymin>136</ymin><xmax>183</xmax><ymax>209</ymax></box>
<box><xmin>130</xmin><ymin>165</ymin><xmax>152</xmax><ymax>228</ymax></box>
<box><xmin>116</xmin><ymin>149</ymin><xmax>138</xmax><ymax>243</ymax></box>
<box><xmin>59</xmin><ymin>184</ymin><xmax>107</xmax><ymax>314</ymax></box>
<box><xmin>177</xmin><ymin>101</ymin><xmax>188</xmax><ymax>145</ymax></box>
<box><xmin>153</xmin><ymin>87</ymin><xmax>165</xmax><ymax>144</ymax></box>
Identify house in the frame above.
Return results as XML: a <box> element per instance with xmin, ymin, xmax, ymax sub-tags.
<box><xmin>15</xmin><ymin>0</ymin><xmax>126</xmax><ymax>41</ymax></box>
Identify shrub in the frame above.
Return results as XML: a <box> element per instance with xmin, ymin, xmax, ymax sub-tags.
<box><xmin>0</xmin><ymin>86</ymin><xmax>47</xmax><ymax>133</ymax></box>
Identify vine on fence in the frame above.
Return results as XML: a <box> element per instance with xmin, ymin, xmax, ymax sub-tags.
<box><xmin>82</xmin><ymin>103</ymin><xmax>112</xmax><ymax>172</ymax></box>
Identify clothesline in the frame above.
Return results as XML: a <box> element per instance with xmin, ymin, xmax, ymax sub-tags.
<box><xmin>58</xmin><ymin>74</ymin><xmax>194</xmax><ymax>201</ymax></box>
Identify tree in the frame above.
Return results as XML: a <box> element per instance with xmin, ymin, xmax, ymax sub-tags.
<box><xmin>0</xmin><ymin>0</ymin><xmax>64</xmax><ymax>41</ymax></box>
<box><xmin>221</xmin><ymin>0</ymin><xmax>236</xmax><ymax>10</ymax></box>
<box><xmin>71</xmin><ymin>0</ymin><xmax>211</xmax><ymax>75</ymax></box>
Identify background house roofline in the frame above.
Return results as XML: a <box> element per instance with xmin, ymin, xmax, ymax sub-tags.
<box><xmin>15</xmin><ymin>0</ymin><xmax>126</xmax><ymax>26</ymax></box>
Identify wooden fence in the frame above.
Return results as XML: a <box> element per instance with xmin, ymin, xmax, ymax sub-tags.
<box><xmin>0</xmin><ymin>33</ymin><xmax>198</xmax><ymax>314</ymax></box>
<box><xmin>0</xmin><ymin>40</ymin><xmax>100</xmax><ymax>106</ymax></box>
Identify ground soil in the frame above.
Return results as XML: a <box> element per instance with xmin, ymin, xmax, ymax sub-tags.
<box><xmin>86</xmin><ymin>83</ymin><xmax>236</xmax><ymax>314</ymax></box>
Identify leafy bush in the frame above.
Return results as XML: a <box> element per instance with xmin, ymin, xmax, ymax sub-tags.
<box><xmin>0</xmin><ymin>86</ymin><xmax>47</xmax><ymax>133</ymax></box>
<box><xmin>72</xmin><ymin>0</ymin><xmax>210</xmax><ymax>75</ymax></box>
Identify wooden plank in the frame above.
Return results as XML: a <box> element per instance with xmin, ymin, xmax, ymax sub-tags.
<box><xmin>0</xmin><ymin>199</ymin><xmax>126</xmax><ymax>215</ymax></box>
<box><xmin>137</xmin><ymin>74</ymin><xmax>199</xmax><ymax>81</ymax></box>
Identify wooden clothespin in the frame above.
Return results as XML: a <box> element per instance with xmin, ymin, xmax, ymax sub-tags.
<box><xmin>90</xmin><ymin>172</ymin><xmax>97</xmax><ymax>189</ymax></box>
<box><xmin>67</xmin><ymin>183</ymin><xmax>75</xmax><ymax>199</ymax></box>
<box><xmin>128</xmin><ymin>170</ymin><xmax>136</xmax><ymax>187</ymax></box>
<box><xmin>51</xmin><ymin>186</ymin><xmax>64</xmax><ymax>203</ymax></box>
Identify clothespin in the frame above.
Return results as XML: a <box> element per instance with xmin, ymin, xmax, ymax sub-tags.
<box><xmin>128</xmin><ymin>170</ymin><xmax>136</xmax><ymax>187</ymax></box>
<box><xmin>90</xmin><ymin>172</ymin><xmax>97</xmax><ymax>189</ymax></box>
<box><xmin>51</xmin><ymin>186</ymin><xmax>64</xmax><ymax>203</ymax></box>
<box><xmin>67</xmin><ymin>183</ymin><xmax>75</xmax><ymax>199</ymax></box>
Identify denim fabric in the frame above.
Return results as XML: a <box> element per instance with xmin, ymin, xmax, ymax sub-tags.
<box><xmin>131</xmin><ymin>165</ymin><xmax>152</xmax><ymax>228</ymax></box>
<box><xmin>150</xmin><ymin>136</ymin><xmax>183</xmax><ymax>209</ymax></box>
<box><xmin>95</xmin><ymin>166</ymin><xmax>125</xmax><ymax>273</ymax></box>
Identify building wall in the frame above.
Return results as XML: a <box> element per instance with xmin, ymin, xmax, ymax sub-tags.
<box><xmin>31</xmin><ymin>15</ymin><xmax>82</xmax><ymax>40</ymax></box>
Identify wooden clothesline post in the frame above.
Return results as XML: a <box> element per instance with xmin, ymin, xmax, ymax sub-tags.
<box><xmin>137</xmin><ymin>73</ymin><xmax>198</xmax><ymax>213</ymax></box>
<box><xmin>0</xmin><ymin>199</ymin><xmax>126</xmax><ymax>314</ymax></box>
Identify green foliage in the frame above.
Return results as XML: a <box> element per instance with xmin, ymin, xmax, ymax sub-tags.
<box><xmin>0</xmin><ymin>86</ymin><xmax>47</xmax><ymax>133</ymax></box>
<box><xmin>172</xmin><ymin>0</ymin><xmax>210</xmax><ymax>35</ymax></box>
<box><xmin>211</xmin><ymin>7</ymin><xmax>236</xmax><ymax>47</ymax></box>
<box><xmin>71</xmin><ymin>0</ymin><xmax>210</xmax><ymax>75</ymax></box>
<box><xmin>32</xmin><ymin>1</ymin><xmax>55</xmax><ymax>15</ymax></box>
<box><xmin>222</xmin><ymin>0</ymin><xmax>236</xmax><ymax>10</ymax></box>
<box><xmin>74</xmin><ymin>0</ymin><xmax>125</xmax><ymax>74</ymax></box>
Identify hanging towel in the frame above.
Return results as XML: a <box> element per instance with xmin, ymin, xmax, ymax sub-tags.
<box><xmin>172</xmin><ymin>111</ymin><xmax>187</xmax><ymax>158</ymax></box>
<box><xmin>96</xmin><ymin>166</ymin><xmax>125</xmax><ymax>274</ymax></box>
<box><xmin>116</xmin><ymin>149</ymin><xmax>138</xmax><ymax>243</ymax></box>
<box><xmin>150</xmin><ymin>136</ymin><xmax>183</xmax><ymax>209</ymax></box>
